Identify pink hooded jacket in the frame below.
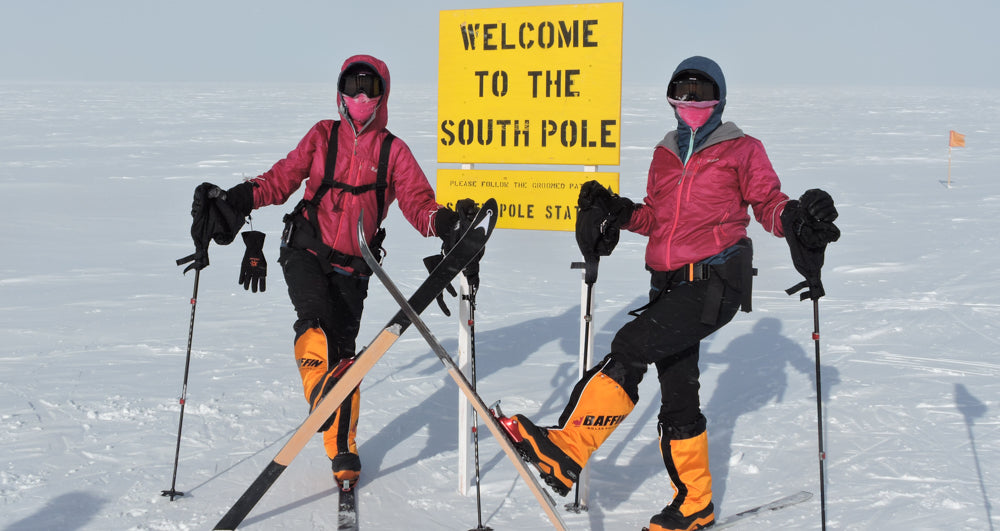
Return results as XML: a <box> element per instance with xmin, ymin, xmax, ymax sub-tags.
<box><xmin>624</xmin><ymin>122</ymin><xmax>788</xmax><ymax>271</ymax></box>
<box><xmin>247</xmin><ymin>55</ymin><xmax>441</xmax><ymax>260</ymax></box>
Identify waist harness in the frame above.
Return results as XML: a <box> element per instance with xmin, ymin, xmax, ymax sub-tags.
<box><xmin>281</xmin><ymin>121</ymin><xmax>395</xmax><ymax>276</ymax></box>
<box><xmin>630</xmin><ymin>238</ymin><xmax>757</xmax><ymax>324</ymax></box>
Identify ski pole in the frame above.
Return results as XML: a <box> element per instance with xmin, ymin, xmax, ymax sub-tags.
<box><xmin>162</xmin><ymin>268</ymin><xmax>201</xmax><ymax>501</ymax></box>
<box><xmin>567</xmin><ymin>261</ymin><xmax>596</xmax><ymax>513</ymax></box>
<box><xmin>465</xmin><ymin>279</ymin><xmax>492</xmax><ymax>531</ymax></box>
<box><xmin>812</xmin><ymin>298</ymin><xmax>827</xmax><ymax>530</ymax></box>
<box><xmin>572</xmin><ymin>278</ymin><xmax>595</xmax><ymax>511</ymax></box>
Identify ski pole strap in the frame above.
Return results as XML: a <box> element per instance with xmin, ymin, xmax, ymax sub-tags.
<box><xmin>583</xmin><ymin>256</ymin><xmax>599</xmax><ymax>285</ymax></box>
<box><xmin>785</xmin><ymin>280</ymin><xmax>812</xmax><ymax>300</ymax></box>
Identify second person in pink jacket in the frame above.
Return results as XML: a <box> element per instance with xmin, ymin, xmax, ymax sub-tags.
<box><xmin>503</xmin><ymin>55</ymin><xmax>840</xmax><ymax>531</ymax></box>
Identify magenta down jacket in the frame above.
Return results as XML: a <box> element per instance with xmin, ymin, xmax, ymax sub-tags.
<box><xmin>247</xmin><ymin>54</ymin><xmax>442</xmax><ymax>260</ymax></box>
<box><xmin>624</xmin><ymin>121</ymin><xmax>789</xmax><ymax>272</ymax></box>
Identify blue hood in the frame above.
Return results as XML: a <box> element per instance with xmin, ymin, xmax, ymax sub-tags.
<box><xmin>670</xmin><ymin>56</ymin><xmax>727</xmax><ymax>162</ymax></box>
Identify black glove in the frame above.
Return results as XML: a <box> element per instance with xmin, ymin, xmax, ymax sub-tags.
<box><xmin>576</xmin><ymin>206</ymin><xmax>621</xmax><ymax>258</ymax></box>
<box><xmin>193</xmin><ymin>181</ymin><xmax>254</xmax><ymax>244</ymax></box>
<box><xmin>177</xmin><ymin>181</ymin><xmax>254</xmax><ymax>273</ymax></box>
<box><xmin>578</xmin><ymin>180</ymin><xmax>613</xmax><ymax>210</ymax></box>
<box><xmin>576</xmin><ymin>181</ymin><xmax>635</xmax><ymax>283</ymax></box>
<box><xmin>799</xmin><ymin>188</ymin><xmax>838</xmax><ymax>223</ymax></box>
<box><xmin>452</xmin><ymin>199</ymin><xmax>483</xmax><ymax>290</ymax></box>
<box><xmin>239</xmin><ymin>230</ymin><xmax>267</xmax><ymax>293</ymax></box>
<box><xmin>781</xmin><ymin>191</ymin><xmax>841</xmax><ymax>300</ymax></box>
<box><xmin>782</xmin><ymin>193</ymin><xmax>841</xmax><ymax>250</ymax></box>
<box><xmin>579</xmin><ymin>180</ymin><xmax>635</xmax><ymax>223</ymax></box>
<box><xmin>434</xmin><ymin>206</ymin><xmax>461</xmax><ymax>251</ymax></box>
<box><xmin>427</xmin><ymin>199</ymin><xmax>483</xmax><ymax>314</ymax></box>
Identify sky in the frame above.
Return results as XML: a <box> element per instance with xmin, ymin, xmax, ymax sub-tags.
<box><xmin>2</xmin><ymin>0</ymin><xmax>998</xmax><ymax>89</ymax></box>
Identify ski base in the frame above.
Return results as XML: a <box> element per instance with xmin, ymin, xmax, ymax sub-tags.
<box><xmin>711</xmin><ymin>491</ymin><xmax>812</xmax><ymax>530</ymax></box>
<box><xmin>338</xmin><ymin>487</ymin><xmax>358</xmax><ymax>531</ymax></box>
<box><xmin>640</xmin><ymin>491</ymin><xmax>812</xmax><ymax>531</ymax></box>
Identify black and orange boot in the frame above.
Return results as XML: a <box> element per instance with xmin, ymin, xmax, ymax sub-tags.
<box><xmin>648</xmin><ymin>423</ymin><xmax>715</xmax><ymax>530</ymax></box>
<box><xmin>324</xmin><ymin>386</ymin><xmax>361</xmax><ymax>490</ymax></box>
<box><xmin>648</xmin><ymin>503</ymin><xmax>714</xmax><ymax>531</ymax></box>
<box><xmin>294</xmin><ymin>324</ymin><xmax>363</xmax><ymax>490</ymax></box>
<box><xmin>508</xmin><ymin>356</ymin><xmax>637</xmax><ymax>496</ymax></box>
<box><xmin>331</xmin><ymin>451</ymin><xmax>361</xmax><ymax>491</ymax></box>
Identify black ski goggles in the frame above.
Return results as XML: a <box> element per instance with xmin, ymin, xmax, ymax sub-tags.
<box><xmin>668</xmin><ymin>71</ymin><xmax>718</xmax><ymax>102</ymax></box>
<box><xmin>339</xmin><ymin>68</ymin><xmax>383</xmax><ymax>98</ymax></box>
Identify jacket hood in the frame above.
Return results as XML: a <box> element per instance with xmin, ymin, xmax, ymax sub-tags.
<box><xmin>669</xmin><ymin>56</ymin><xmax>727</xmax><ymax>161</ymax></box>
<box><xmin>338</xmin><ymin>54</ymin><xmax>390</xmax><ymax>135</ymax></box>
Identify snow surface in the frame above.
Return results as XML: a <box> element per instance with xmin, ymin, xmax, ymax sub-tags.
<box><xmin>2</xmin><ymin>81</ymin><xmax>999</xmax><ymax>530</ymax></box>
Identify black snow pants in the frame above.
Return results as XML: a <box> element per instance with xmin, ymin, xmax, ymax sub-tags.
<box><xmin>609</xmin><ymin>238</ymin><xmax>753</xmax><ymax>437</ymax></box>
<box><xmin>279</xmin><ymin>246</ymin><xmax>370</xmax><ymax>362</ymax></box>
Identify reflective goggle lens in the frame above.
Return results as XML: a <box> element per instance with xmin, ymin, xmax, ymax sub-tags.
<box><xmin>340</xmin><ymin>71</ymin><xmax>383</xmax><ymax>98</ymax></box>
<box><xmin>668</xmin><ymin>74</ymin><xmax>717</xmax><ymax>102</ymax></box>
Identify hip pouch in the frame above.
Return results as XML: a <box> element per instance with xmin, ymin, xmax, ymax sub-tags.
<box><xmin>702</xmin><ymin>237</ymin><xmax>755</xmax><ymax>324</ymax></box>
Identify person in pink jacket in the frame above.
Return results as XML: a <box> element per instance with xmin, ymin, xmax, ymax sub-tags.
<box><xmin>502</xmin><ymin>56</ymin><xmax>840</xmax><ymax>530</ymax></box>
<box><xmin>183</xmin><ymin>54</ymin><xmax>474</xmax><ymax>491</ymax></box>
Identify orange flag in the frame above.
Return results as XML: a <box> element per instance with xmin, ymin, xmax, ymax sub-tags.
<box><xmin>949</xmin><ymin>130</ymin><xmax>966</xmax><ymax>148</ymax></box>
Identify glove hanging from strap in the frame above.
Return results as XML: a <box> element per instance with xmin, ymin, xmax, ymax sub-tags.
<box><xmin>239</xmin><ymin>230</ymin><xmax>267</xmax><ymax>293</ymax></box>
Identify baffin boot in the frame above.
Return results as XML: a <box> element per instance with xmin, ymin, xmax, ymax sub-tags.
<box><xmin>648</xmin><ymin>424</ymin><xmax>714</xmax><ymax>531</ymax></box>
<box><xmin>294</xmin><ymin>325</ymin><xmax>362</xmax><ymax>490</ymax></box>
<box><xmin>325</xmin><ymin>387</ymin><xmax>361</xmax><ymax>490</ymax></box>
<box><xmin>511</xmin><ymin>356</ymin><xmax>636</xmax><ymax>496</ymax></box>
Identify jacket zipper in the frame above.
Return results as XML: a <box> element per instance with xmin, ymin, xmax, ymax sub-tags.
<box><xmin>665</xmin><ymin>138</ymin><xmax>696</xmax><ymax>269</ymax></box>
<box><xmin>330</xmin><ymin>133</ymin><xmax>362</xmax><ymax>252</ymax></box>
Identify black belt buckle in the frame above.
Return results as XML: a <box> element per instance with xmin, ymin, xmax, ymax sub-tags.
<box><xmin>685</xmin><ymin>263</ymin><xmax>710</xmax><ymax>281</ymax></box>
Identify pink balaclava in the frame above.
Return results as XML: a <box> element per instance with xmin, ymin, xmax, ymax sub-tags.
<box><xmin>343</xmin><ymin>93</ymin><xmax>381</xmax><ymax>126</ymax></box>
<box><xmin>668</xmin><ymin>98</ymin><xmax>719</xmax><ymax>130</ymax></box>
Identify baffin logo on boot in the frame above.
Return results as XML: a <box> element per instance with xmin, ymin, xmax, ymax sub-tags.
<box><xmin>299</xmin><ymin>358</ymin><xmax>323</xmax><ymax>368</ymax></box>
<box><xmin>573</xmin><ymin>415</ymin><xmax>626</xmax><ymax>429</ymax></box>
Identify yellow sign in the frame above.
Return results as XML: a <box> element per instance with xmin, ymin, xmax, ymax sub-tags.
<box><xmin>438</xmin><ymin>3</ymin><xmax>623</xmax><ymax>165</ymax></box>
<box><xmin>437</xmin><ymin>169</ymin><xmax>619</xmax><ymax>231</ymax></box>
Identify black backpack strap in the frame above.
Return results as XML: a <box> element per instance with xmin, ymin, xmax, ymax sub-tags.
<box><xmin>281</xmin><ymin>121</ymin><xmax>339</xmax><ymax>247</ymax></box>
<box><xmin>314</xmin><ymin>120</ymin><xmax>341</xmax><ymax>207</ymax></box>
<box><xmin>299</xmin><ymin>120</ymin><xmax>342</xmax><ymax>237</ymax></box>
<box><xmin>374</xmin><ymin>131</ymin><xmax>395</xmax><ymax>222</ymax></box>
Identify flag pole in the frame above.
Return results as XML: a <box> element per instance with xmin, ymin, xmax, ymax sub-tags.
<box><xmin>948</xmin><ymin>145</ymin><xmax>953</xmax><ymax>188</ymax></box>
